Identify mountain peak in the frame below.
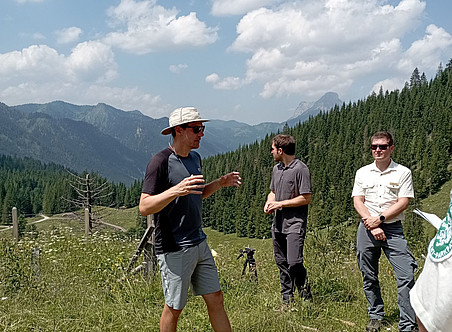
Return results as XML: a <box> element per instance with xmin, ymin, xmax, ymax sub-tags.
<box><xmin>287</xmin><ymin>92</ymin><xmax>342</xmax><ymax>126</ymax></box>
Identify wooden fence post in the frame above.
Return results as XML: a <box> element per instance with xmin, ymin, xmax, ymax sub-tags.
<box><xmin>145</xmin><ymin>215</ymin><xmax>157</xmax><ymax>279</ymax></box>
<box><xmin>84</xmin><ymin>208</ymin><xmax>90</xmax><ymax>239</ymax></box>
<box><xmin>31</xmin><ymin>247</ymin><xmax>41</xmax><ymax>281</ymax></box>
<box><xmin>12</xmin><ymin>207</ymin><xmax>18</xmax><ymax>241</ymax></box>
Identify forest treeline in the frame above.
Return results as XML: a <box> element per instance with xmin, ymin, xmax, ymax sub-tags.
<box><xmin>0</xmin><ymin>155</ymin><xmax>142</xmax><ymax>224</ymax></box>
<box><xmin>1</xmin><ymin>61</ymin><xmax>451</xmax><ymax>246</ymax></box>
<box><xmin>202</xmin><ymin>60</ymin><xmax>452</xmax><ymax>244</ymax></box>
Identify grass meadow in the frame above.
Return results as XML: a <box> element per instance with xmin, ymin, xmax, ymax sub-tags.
<box><xmin>2</xmin><ymin>178</ymin><xmax>451</xmax><ymax>332</ymax></box>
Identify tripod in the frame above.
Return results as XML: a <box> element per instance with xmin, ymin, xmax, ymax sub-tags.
<box><xmin>237</xmin><ymin>247</ymin><xmax>258</xmax><ymax>281</ymax></box>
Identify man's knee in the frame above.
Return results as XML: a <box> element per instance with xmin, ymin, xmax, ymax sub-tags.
<box><xmin>203</xmin><ymin>290</ymin><xmax>225</xmax><ymax>308</ymax></box>
<box><xmin>163</xmin><ymin>304</ymin><xmax>183</xmax><ymax>317</ymax></box>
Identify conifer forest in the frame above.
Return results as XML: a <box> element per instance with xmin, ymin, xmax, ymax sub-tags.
<box><xmin>201</xmin><ymin>61</ymin><xmax>452</xmax><ymax>244</ymax></box>
<box><xmin>1</xmin><ymin>61</ymin><xmax>451</xmax><ymax>247</ymax></box>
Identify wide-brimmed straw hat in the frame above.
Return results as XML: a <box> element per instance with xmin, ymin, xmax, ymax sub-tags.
<box><xmin>161</xmin><ymin>107</ymin><xmax>209</xmax><ymax>135</ymax></box>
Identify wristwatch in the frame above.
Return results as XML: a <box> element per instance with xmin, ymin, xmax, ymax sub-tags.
<box><xmin>379</xmin><ymin>214</ymin><xmax>386</xmax><ymax>222</ymax></box>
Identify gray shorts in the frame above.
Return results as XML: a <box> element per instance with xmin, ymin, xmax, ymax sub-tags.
<box><xmin>157</xmin><ymin>239</ymin><xmax>221</xmax><ymax>310</ymax></box>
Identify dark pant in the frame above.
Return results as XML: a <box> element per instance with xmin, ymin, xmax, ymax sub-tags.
<box><xmin>272</xmin><ymin>229</ymin><xmax>307</xmax><ymax>301</ymax></box>
<box><xmin>357</xmin><ymin>221</ymin><xmax>417</xmax><ymax>331</ymax></box>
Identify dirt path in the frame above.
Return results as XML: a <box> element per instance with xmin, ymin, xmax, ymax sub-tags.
<box><xmin>0</xmin><ymin>214</ymin><xmax>50</xmax><ymax>233</ymax></box>
<box><xmin>0</xmin><ymin>214</ymin><xmax>126</xmax><ymax>233</ymax></box>
<box><xmin>97</xmin><ymin>220</ymin><xmax>126</xmax><ymax>232</ymax></box>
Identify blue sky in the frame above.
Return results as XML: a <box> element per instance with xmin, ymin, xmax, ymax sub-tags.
<box><xmin>1</xmin><ymin>0</ymin><xmax>451</xmax><ymax>124</ymax></box>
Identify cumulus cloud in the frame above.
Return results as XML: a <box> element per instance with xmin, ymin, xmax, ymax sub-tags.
<box><xmin>371</xmin><ymin>78</ymin><xmax>405</xmax><ymax>95</ymax></box>
<box><xmin>373</xmin><ymin>24</ymin><xmax>452</xmax><ymax>94</ymax></box>
<box><xmin>55</xmin><ymin>27</ymin><xmax>82</xmax><ymax>44</ymax></box>
<box><xmin>0</xmin><ymin>42</ymin><xmax>116</xmax><ymax>89</ymax></box>
<box><xmin>104</xmin><ymin>0</ymin><xmax>218</xmax><ymax>54</ymax></box>
<box><xmin>211</xmin><ymin>0</ymin><xmax>281</xmax><ymax>16</ymax></box>
<box><xmin>206</xmin><ymin>0</ymin><xmax>452</xmax><ymax>100</ymax></box>
<box><xmin>0</xmin><ymin>42</ymin><xmax>163</xmax><ymax>115</ymax></box>
<box><xmin>205</xmin><ymin>73</ymin><xmax>244</xmax><ymax>90</ymax></box>
<box><xmin>398</xmin><ymin>24</ymin><xmax>452</xmax><ymax>73</ymax></box>
<box><xmin>169</xmin><ymin>63</ymin><xmax>188</xmax><ymax>74</ymax></box>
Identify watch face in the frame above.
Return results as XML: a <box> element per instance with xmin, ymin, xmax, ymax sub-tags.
<box><xmin>380</xmin><ymin>215</ymin><xmax>385</xmax><ymax>221</ymax></box>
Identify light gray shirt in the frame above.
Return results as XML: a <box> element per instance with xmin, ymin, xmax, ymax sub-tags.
<box><xmin>352</xmin><ymin>160</ymin><xmax>414</xmax><ymax>223</ymax></box>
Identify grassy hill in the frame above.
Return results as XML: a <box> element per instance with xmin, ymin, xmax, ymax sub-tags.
<box><xmin>417</xmin><ymin>177</ymin><xmax>452</xmax><ymax>240</ymax></box>
<box><xmin>3</xmin><ymin>190</ymin><xmax>451</xmax><ymax>331</ymax></box>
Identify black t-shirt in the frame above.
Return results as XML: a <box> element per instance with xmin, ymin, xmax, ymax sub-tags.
<box><xmin>142</xmin><ymin>148</ymin><xmax>206</xmax><ymax>254</ymax></box>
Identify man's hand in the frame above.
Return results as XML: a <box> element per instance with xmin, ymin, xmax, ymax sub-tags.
<box><xmin>139</xmin><ymin>175</ymin><xmax>205</xmax><ymax>216</ymax></box>
<box><xmin>202</xmin><ymin>171</ymin><xmax>241</xmax><ymax>199</ymax></box>
<box><xmin>362</xmin><ymin>215</ymin><xmax>381</xmax><ymax>230</ymax></box>
<box><xmin>218</xmin><ymin>171</ymin><xmax>242</xmax><ymax>188</ymax></box>
<box><xmin>264</xmin><ymin>201</ymin><xmax>282</xmax><ymax>214</ymax></box>
<box><xmin>173</xmin><ymin>175</ymin><xmax>205</xmax><ymax>196</ymax></box>
<box><xmin>370</xmin><ymin>227</ymin><xmax>386</xmax><ymax>241</ymax></box>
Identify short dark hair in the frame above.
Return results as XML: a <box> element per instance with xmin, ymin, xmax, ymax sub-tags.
<box><xmin>371</xmin><ymin>131</ymin><xmax>394</xmax><ymax>146</ymax></box>
<box><xmin>273</xmin><ymin>134</ymin><xmax>296</xmax><ymax>155</ymax></box>
<box><xmin>171</xmin><ymin>124</ymin><xmax>187</xmax><ymax>137</ymax></box>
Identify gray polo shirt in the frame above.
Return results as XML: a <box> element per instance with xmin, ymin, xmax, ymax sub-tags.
<box><xmin>270</xmin><ymin>158</ymin><xmax>311</xmax><ymax>234</ymax></box>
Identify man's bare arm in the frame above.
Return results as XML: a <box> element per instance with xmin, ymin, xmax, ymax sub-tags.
<box><xmin>139</xmin><ymin>175</ymin><xmax>205</xmax><ymax>216</ymax></box>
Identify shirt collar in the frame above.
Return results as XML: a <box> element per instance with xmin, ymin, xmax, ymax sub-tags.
<box><xmin>370</xmin><ymin>159</ymin><xmax>396</xmax><ymax>173</ymax></box>
<box><xmin>278</xmin><ymin>158</ymin><xmax>298</xmax><ymax>170</ymax></box>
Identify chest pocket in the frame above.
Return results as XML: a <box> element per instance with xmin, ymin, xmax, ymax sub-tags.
<box><xmin>362</xmin><ymin>182</ymin><xmax>376</xmax><ymax>195</ymax></box>
<box><xmin>385</xmin><ymin>183</ymin><xmax>400</xmax><ymax>198</ymax></box>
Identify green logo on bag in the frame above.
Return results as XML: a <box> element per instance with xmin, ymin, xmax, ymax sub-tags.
<box><xmin>428</xmin><ymin>201</ymin><xmax>452</xmax><ymax>262</ymax></box>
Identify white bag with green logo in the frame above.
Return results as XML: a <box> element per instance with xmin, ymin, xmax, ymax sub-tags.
<box><xmin>428</xmin><ymin>191</ymin><xmax>452</xmax><ymax>262</ymax></box>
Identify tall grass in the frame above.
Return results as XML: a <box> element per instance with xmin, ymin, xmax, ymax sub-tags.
<box><xmin>1</xmin><ymin>212</ymin><xmax>427</xmax><ymax>332</ymax></box>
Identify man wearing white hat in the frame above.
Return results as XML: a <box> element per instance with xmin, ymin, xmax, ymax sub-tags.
<box><xmin>139</xmin><ymin>107</ymin><xmax>241</xmax><ymax>332</ymax></box>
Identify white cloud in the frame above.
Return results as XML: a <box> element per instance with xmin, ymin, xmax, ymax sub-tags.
<box><xmin>371</xmin><ymin>78</ymin><xmax>405</xmax><ymax>95</ymax></box>
<box><xmin>0</xmin><ymin>42</ymin><xmax>115</xmax><ymax>87</ymax></box>
<box><xmin>169</xmin><ymin>64</ymin><xmax>188</xmax><ymax>74</ymax></box>
<box><xmin>104</xmin><ymin>0</ymin><xmax>218</xmax><ymax>54</ymax></box>
<box><xmin>66</xmin><ymin>41</ymin><xmax>117</xmax><ymax>83</ymax></box>
<box><xmin>205</xmin><ymin>73</ymin><xmax>244</xmax><ymax>90</ymax></box>
<box><xmin>0</xmin><ymin>42</ymin><xmax>166</xmax><ymax>116</ymax></box>
<box><xmin>211</xmin><ymin>0</ymin><xmax>281</xmax><ymax>16</ymax></box>
<box><xmin>398</xmin><ymin>24</ymin><xmax>452</xmax><ymax>73</ymax></box>
<box><xmin>19</xmin><ymin>32</ymin><xmax>46</xmax><ymax>41</ymax></box>
<box><xmin>205</xmin><ymin>73</ymin><xmax>220</xmax><ymax>83</ymax></box>
<box><xmin>55</xmin><ymin>27</ymin><xmax>82</xmax><ymax>44</ymax></box>
<box><xmin>372</xmin><ymin>24</ymin><xmax>452</xmax><ymax>95</ymax></box>
<box><xmin>32</xmin><ymin>33</ymin><xmax>46</xmax><ymax>41</ymax></box>
<box><xmin>211</xmin><ymin>0</ymin><xmax>450</xmax><ymax>100</ymax></box>
<box><xmin>0</xmin><ymin>45</ymin><xmax>65</xmax><ymax>84</ymax></box>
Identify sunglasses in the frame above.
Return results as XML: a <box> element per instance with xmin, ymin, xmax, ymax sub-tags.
<box><xmin>371</xmin><ymin>144</ymin><xmax>391</xmax><ymax>150</ymax></box>
<box><xmin>185</xmin><ymin>125</ymin><xmax>205</xmax><ymax>134</ymax></box>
